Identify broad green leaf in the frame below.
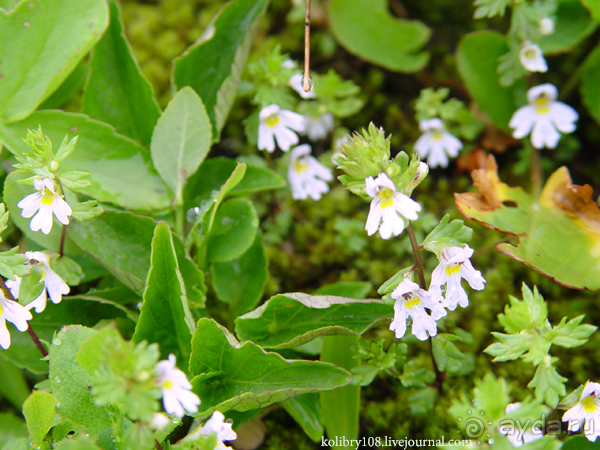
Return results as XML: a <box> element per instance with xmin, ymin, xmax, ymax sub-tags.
<box><xmin>562</xmin><ymin>436</ymin><xmax>600</xmax><ymax>450</ymax></box>
<box><xmin>2</xmin><ymin>298</ymin><xmax>128</xmax><ymax>374</ymax></box>
<box><xmin>172</xmin><ymin>0</ymin><xmax>269</xmax><ymax>137</ymax></box>
<box><xmin>0</xmin><ymin>111</ymin><xmax>171</xmax><ymax>211</ymax></box>
<box><xmin>211</xmin><ymin>232</ymin><xmax>267</xmax><ymax>316</ymax></box>
<box><xmin>0</xmin><ymin>438</ymin><xmax>28</xmax><ymax>450</ymax></box>
<box><xmin>0</xmin><ymin>413</ymin><xmax>27</xmax><ymax>445</ymax></box>
<box><xmin>0</xmin><ymin>0</ymin><xmax>18</xmax><ymax>11</ymax></box>
<box><xmin>280</xmin><ymin>394</ymin><xmax>323</xmax><ymax>443</ymax></box>
<box><xmin>69</xmin><ymin>211</ymin><xmax>204</xmax><ymax>304</ymax></box>
<box><xmin>320</xmin><ymin>335</ymin><xmax>360</xmax><ymax>449</ymax></box>
<box><xmin>539</xmin><ymin>0</ymin><xmax>597</xmax><ymax>54</ymax></box>
<box><xmin>49</xmin><ymin>325</ymin><xmax>112</xmax><ymax>428</ymax></box>
<box><xmin>23</xmin><ymin>391</ymin><xmax>57</xmax><ymax>446</ymax></box>
<box><xmin>39</xmin><ymin>63</ymin><xmax>88</xmax><ymax>110</ymax></box>
<box><xmin>68</xmin><ymin>286</ymin><xmax>140</xmax><ymax>323</ymax></box>
<box><xmin>207</xmin><ymin>197</ymin><xmax>258</xmax><ymax>262</ymax></box>
<box><xmin>421</xmin><ymin>214</ymin><xmax>472</xmax><ymax>257</ymax></box>
<box><xmin>235</xmin><ymin>294</ymin><xmax>392</xmax><ymax>349</ymax></box>
<box><xmin>313</xmin><ymin>281</ymin><xmax>372</xmax><ymax>299</ymax></box>
<box><xmin>327</xmin><ymin>0</ymin><xmax>430</xmax><ymax>73</ymax></box>
<box><xmin>456</xmin><ymin>156</ymin><xmax>600</xmax><ymax>290</ymax></box>
<box><xmin>82</xmin><ymin>0</ymin><xmax>160</xmax><ymax>146</ymax></box>
<box><xmin>54</xmin><ymin>432</ymin><xmax>104</xmax><ymax>450</ymax></box>
<box><xmin>456</xmin><ymin>31</ymin><xmax>527</xmax><ymax>130</ymax></box>
<box><xmin>132</xmin><ymin>222</ymin><xmax>195</xmax><ymax>366</ymax></box>
<box><xmin>0</xmin><ymin>0</ymin><xmax>109</xmax><ymax>122</ymax></box>
<box><xmin>582</xmin><ymin>0</ymin><xmax>600</xmax><ymax>20</ymax></box>
<box><xmin>184</xmin><ymin>157</ymin><xmax>285</xmax><ymax>211</ymax></box>
<box><xmin>581</xmin><ymin>45</ymin><xmax>600</xmax><ymax>126</ymax></box>
<box><xmin>189</xmin><ymin>318</ymin><xmax>352</xmax><ymax>413</ymax></box>
<box><xmin>150</xmin><ymin>87</ymin><xmax>212</xmax><ymax>203</ymax></box>
<box><xmin>0</xmin><ymin>355</ymin><xmax>29</xmax><ymax>409</ymax></box>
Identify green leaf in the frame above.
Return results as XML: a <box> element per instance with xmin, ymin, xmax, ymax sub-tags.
<box><xmin>0</xmin><ymin>111</ymin><xmax>171</xmax><ymax>211</ymax></box>
<box><xmin>280</xmin><ymin>394</ymin><xmax>323</xmax><ymax>443</ymax></box>
<box><xmin>528</xmin><ymin>361</ymin><xmax>567</xmax><ymax>408</ymax></box>
<box><xmin>23</xmin><ymin>391</ymin><xmax>57</xmax><ymax>446</ymax></box>
<box><xmin>581</xmin><ymin>0</ymin><xmax>600</xmax><ymax>20</ymax></box>
<box><xmin>327</xmin><ymin>0</ymin><xmax>430</xmax><ymax>73</ymax></box>
<box><xmin>0</xmin><ymin>356</ymin><xmax>30</xmax><ymax>409</ymax></box>
<box><xmin>320</xmin><ymin>335</ymin><xmax>360</xmax><ymax>447</ymax></box>
<box><xmin>0</xmin><ymin>247</ymin><xmax>28</xmax><ymax>281</ymax></box>
<box><xmin>0</xmin><ymin>0</ymin><xmax>109</xmax><ymax>123</ymax></box>
<box><xmin>581</xmin><ymin>45</ymin><xmax>600</xmax><ymax>126</ymax></box>
<box><xmin>431</xmin><ymin>334</ymin><xmax>465</xmax><ymax>374</ymax></box>
<box><xmin>39</xmin><ymin>62</ymin><xmax>88</xmax><ymax>110</ymax></box>
<box><xmin>473</xmin><ymin>0</ymin><xmax>511</xmax><ymax>18</ymax></box>
<box><xmin>172</xmin><ymin>0</ymin><xmax>269</xmax><ymax>137</ymax></box>
<box><xmin>211</xmin><ymin>232</ymin><xmax>267</xmax><ymax>316</ymax></box>
<box><xmin>0</xmin><ymin>438</ymin><xmax>29</xmax><ymax>450</ymax></box>
<box><xmin>54</xmin><ymin>432</ymin><xmax>104</xmax><ymax>450</ymax></box>
<box><xmin>0</xmin><ymin>413</ymin><xmax>27</xmax><ymax>444</ymax></box>
<box><xmin>49</xmin><ymin>325</ymin><xmax>112</xmax><ymax>428</ymax></box>
<box><xmin>562</xmin><ymin>436</ymin><xmax>600</xmax><ymax>450</ymax></box>
<box><xmin>313</xmin><ymin>281</ymin><xmax>372</xmax><ymax>299</ymax></box>
<box><xmin>132</xmin><ymin>222</ymin><xmax>195</xmax><ymax>366</ymax></box>
<box><xmin>421</xmin><ymin>215</ymin><xmax>472</xmax><ymax>257</ymax></box>
<box><xmin>539</xmin><ymin>0</ymin><xmax>597</xmax><ymax>55</ymax></box>
<box><xmin>456</xmin><ymin>31</ymin><xmax>527</xmax><ymax>130</ymax></box>
<box><xmin>547</xmin><ymin>316</ymin><xmax>597</xmax><ymax>348</ymax></box>
<box><xmin>184</xmin><ymin>157</ymin><xmax>285</xmax><ymax>211</ymax></box>
<box><xmin>82</xmin><ymin>0</ymin><xmax>160</xmax><ymax>147</ymax></box>
<box><xmin>456</xmin><ymin>156</ymin><xmax>600</xmax><ymax>290</ymax></box>
<box><xmin>189</xmin><ymin>318</ymin><xmax>352</xmax><ymax>413</ymax></box>
<box><xmin>207</xmin><ymin>197</ymin><xmax>258</xmax><ymax>263</ymax></box>
<box><xmin>150</xmin><ymin>87</ymin><xmax>212</xmax><ymax>203</ymax></box>
<box><xmin>235</xmin><ymin>294</ymin><xmax>392</xmax><ymax>349</ymax></box>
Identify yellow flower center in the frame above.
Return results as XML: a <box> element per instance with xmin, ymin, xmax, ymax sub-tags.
<box><xmin>162</xmin><ymin>380</ymin><xmax>173</xmax><ymax>390</ymax></box>
<box><xmin>41</xmin><ymin>188</ymin><xmax>56</xmax><ymax>206</ymax></box>
<box><xmin>377</xmin><ymin>187</ymin><xmax>395</xmax><ymax>208</ymax></box>
<box><xmin>582</xmin><ymin>395</ymin><xmax>598</xmax><ymax>413</ymax></box>
<box><xmin>524</xmin><ymin>48</ymin><xmax>537</xmax><ymax>59</ymax></box>
<box><xmin>445</xmin><ymin>264</ymin><xmax>461</xmax><ymax>276</ymax></box>
<box><xmin>431</xmin><ymin>129</ymin><xmax>444</xmax><ymax>141</ymax></box>
<box><xmin>0</xmin><ymin>303</ymin><xmax>3</xmax><ymax>316</ymax></box>
<box><xmin>534</xmin><ymin>95</ymin><xmax>550</xmax><ymax>115</ymax></box>
<box><xmin>265</xmin><ymin>114</ymin><xmax>280</xmax><ymax>128</ymax></box>
<box><xmin>405</xmin><ymin>294</ymin><xmax>421</xmax><ymax>310</ymax></box>
<box><xmin>294</xmin><ymin>159</ymin><xmax>309</xmax><ymax>174</ymax></box>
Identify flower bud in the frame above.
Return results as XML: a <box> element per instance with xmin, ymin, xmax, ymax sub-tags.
<box><xmin>50</xmin><ymin>160</ymin><xmax>60</xmax><ymax>173</ymax></box>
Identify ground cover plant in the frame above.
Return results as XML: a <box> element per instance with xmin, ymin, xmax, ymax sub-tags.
<box><xmin>1</xmin><ymin>0</ymin><xmax>600</xmax><ymax>449</ymax></box>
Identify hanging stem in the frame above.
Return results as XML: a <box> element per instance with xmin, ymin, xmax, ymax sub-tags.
<box><xmin>303</xmin><ymin>0</ymin><xmax>311</xmax><ymax>92</ymax></box>
<box><xmin>59</xmin><ymin>224</ymin><xmax>67</xmax><ymax>258</ymax></box>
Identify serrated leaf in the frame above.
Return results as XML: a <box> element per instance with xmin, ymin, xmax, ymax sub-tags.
<box><xmin>456</xmin><ymin>31</ymin><xmax>527</xmax><ymax>130</ymax></box>
<box><xmin>432</xmin><ymin>334</ymin><xmax>465</xmax><ymax>373</ymax></box>
<box><xmin>189</xmin><ymin>318</ymin><xmax>352</xmax><ymax>413</ymax></box>
<box><xmin>23</xmin><ymin>391</ymin><xmax>57</xmax><ymax>446</ymax></box>
<box><xmin>0</xmin><ymin>0</ymin><xmax>109</xmax><ymax>123</ymax></box>
<box><xmin>528</xmin><ymin>362</ymin><xmax>567</xmax><ymax>408</ymax></box>
<box><xmin>456</xmin><ymin>155</ymin><xmax>600</xmax><ymax>290</ymax></box>
<box><xmin>0</xmin><ymin>247</ymin><xmax>28</xmax><ymax>281</ymax></box>
<box><xmin>132</xmin><ymin>222</ymin><xmax>195</xmax><ymax>366</ymax></box>
<box><xmin>0</xmin><ymin>111</ymin><xmax>171</xmax><ymax>211</ymax></box>
<box><xmin>548</xmin><ymin>316</ymin><xmax>597</xmax><ymax>348</ymax></box>
<box><xmin>49</xmin><ymin>325</ymin><xmax>112</xmax><ymax>428</ymax></box>
<box><xmin>82</xmin><ymin>0</ymin><xmax>160</xmax><ymax>146</ymax></box>
<box><xmin>150</xmin><ymin>87</ymin><xmax>212</xmax><ymax>204</ymax></box>
<box><xmin>421</xmin><ymin>214</ymin><xmax>472</xmax><ymax>257</ymax></box>
<box><xmin>473</xmin><ymin>0</ymin><xmax>511</xmax><ymax>18</ymax></box>
<box><xmin>327</xmin><ymin>0</ymin><xmax>430</xmax><ymax>73</ymax></box>
<box><xmin>235</xmin><ymin>293</ymin><xmax>392</xmax><ymax>349</ymax></box>
<box><xmin>172</xmin><ymin>0</ymin><xmax>269</xmax><ymax>138</ymax></box>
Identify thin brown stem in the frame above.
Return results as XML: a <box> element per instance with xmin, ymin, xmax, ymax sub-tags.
<box><xmin>406</xmin><ymin>223</ymin><xmax>426</xmax><ymax>289</ymax></box>
<box><xmin>59</xmin><ymin>224</ymin><xmax>67</xmax><ymax>258</ymax></box>
<box><xmin>303</xmin><ymin>0</ymin><xmax>311</xmax><ymax>92</ymax></box>
<box><xmin>429</xmin><ymin>339</ymin><xmax>445</xmax><ymax>396</ymax></box>
<box><xmin>529</xmin><ymin>143</ymin><xmax>542</xmax><ymax>198</ymax></box>
<box><xmin>154</xmin><ymin>440</ymin><xmax>165</xmax><ymax>450</ymax></box>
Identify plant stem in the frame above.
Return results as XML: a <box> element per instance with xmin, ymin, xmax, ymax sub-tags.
<box><xmin>59</xmin><ymin>224</ymin><xmax>67</xmax><ymax>258</ymax></box>
<box><xmin>429</xmin><ymin>339</ymin><xmax>445</xmax><ymax>396</ymax></box>
<box><xmin>154</xmin><ymin>440</ymin><xmax>165</xmax><ymax>450</ymax></box>
<box><xmin>529</xmin><ymin>142</ymin><xmax>542</xmax><ymax>198</ymax></box>
<box><xmin>0</xmin><ymin>277</ymin><xmax>48</xmax><ymax>357</ymax></box>
<box><xmin>175</xmin><ymin>204</ymin><xmax>185</xmax><ymax>238</ymax></box>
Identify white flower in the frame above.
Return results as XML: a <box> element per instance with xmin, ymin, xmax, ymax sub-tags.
<box><xmin>155</xmin><ymin>354</ymin><xmax>200</xmax><ymax>418</ymax></box>
<box><xmin>17</xmin><ymin>178</ymin><xmax>72</xmax><ymax>235</ymax></box>
<box><xmin>509</xmin><ymin>84</ymin><xmax>578</xmax><ymax>149</ymax></box>
<box><xmin>540</xmin><ymin>17</ymin><xmax>555</xmax><ymax>35</ymax></box>
<box><xmin>365</xmin><ymin>173</ymin><xmax>421</xmax><ymax>239</ymax></box>
<box><xmin>563</xmin><ymin>381</ymin><xmax>600</xmax><ymax>442</ymax></box>
<box><xmin>289</xmin><ymin>73</ymin><xmax>316</xmax><ymax>99</ymax></box>
<box><xmin>149</xmin><ymin>413</ymin><xmax>171</xmax><ymax>430</ymax></box>
<box><xmin>0</xmin><ymin>292</ymin><xmax>32</xmax><ymax>349</ymax></box>
<box><xmin>185</xmin><ymin>411</ymin><xmax>237</xmax><ymax>450</ymax></box>
<box><xmin>498</xmin><ymin>403</ymin><xmax>543</xmax><ymax>447</ymax></box>
<box><xmin>288</xmin><ymin>145</ymin><xmax>333</xmax><ymax>201</ymax></box>
<box><xmin>6</xmin><ymin>251</ymin><xmax>70</xmax><ymax>313</ymax></box>
<box><xmin>414</xmin><ymin>118</ymin><xmax>462</xmax><ymax>168</ymax></box>
<box><xmin>258</xmin><ymin>105</ymin><xmax>306</xmax><ymax>153</ymax></box>
<box><xmin>389</xmin><ymin>279</ymin><xmax>446</xmax><ymax>341</ymax></box>
<box><xmin>519</xmin><ymin>42</ymin><xmax>548</xmax><ymax>73</ymax></box>
<box><xmin>304</xmin><ymin>113</ymin><xmax>334</xmax><ymax>141</ymax></box>
<box><xmin>430</xmin><ymin>245</ymin><xmax>485</xmax><ymax>311</ymax></box>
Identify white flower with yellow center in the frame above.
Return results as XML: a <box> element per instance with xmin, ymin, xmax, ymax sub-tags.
<box><xmin>414</xmin><ymin>118</ymin><xmax>462</xmax><ymax>168</ymax></box>
<box><xmin>365</xmin><ymin>173</ymin><xmax>421</xmax><ymax>239</ymax></box>
<box><xmin>6</xmin><ymin>251</ymin><xmax>70</xmax><ymax>313</ymax></box>
<box><xmin>289</xmin><ymin>73</ymin><xmax>316</xmax><ymax>99</ymax></box>
<box><xmin>185</xmin><ymin>411</ymin><xmax>237</xmax><ymax>450</ymax></box>
<box><xmin>563</xmin><ymin>381</ymin><xmax>600</xmax><ymax>442</ymax></box>
<box><xmin>304</xmin><ymin>113</ymin><xmax>334</xmax><ymax>141</ymax></box>
<box><xmin>430</xmin><ymin>245</ymin><xmax>485</xmax><ymax>311</ymax></box>
<box><xmin>17</xmin><ymin>178</ymin><xmax>72</xmax><ymax>235</ymax></box>
<box><xmin>258</xmin><ymin>105</ymin><xmax>306</xmax><ymax>153</ymax></box>
<box><xmin>509</xmin><ymin>84</ymin><xmax>579</xmax><ymax>149</ymax></box>
<box><xmin>0</xmin><ymin>292</ymin><xmax>32</xmax><ymax>349</ymax></box>
<box><xmin>155</xmin><ymin>354</ymin><xmax>200</xmax><ymax>418</ymax></box>
<box><xmin>389</xmin><ymin>279</ymin><xmax>446</xmax><ymax>341</ymax></box>
<box><xmin>519</xmin><ymin>42</ymin><xmax>548</xmax><ymax>73</ymax></box>
<box><xmin>288</xmin><ymin>145</ymin><xmax>333</xmax><ymax>201</ymax></box>
<box><xmin>498</xmin><ymin>403</ymin><xmax>543</xmax><ymax>447</ymax></box>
